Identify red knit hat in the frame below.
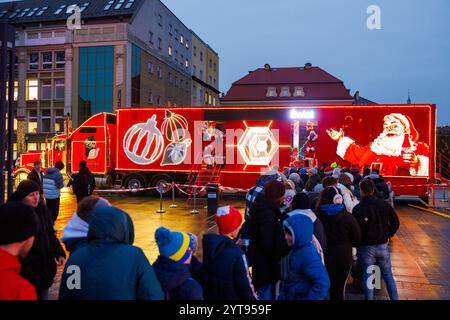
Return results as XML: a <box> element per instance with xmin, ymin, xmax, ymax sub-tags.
<box><xmin>215</xmin><ymin>206</ymin><xmax>243</xmax><ymax>235</ymax></box>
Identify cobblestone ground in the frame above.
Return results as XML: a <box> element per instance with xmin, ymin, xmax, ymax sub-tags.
<box><xmin>49</xmin><ymin>189</ymin><xmax>450</xmax><ymax>300</ymax></box>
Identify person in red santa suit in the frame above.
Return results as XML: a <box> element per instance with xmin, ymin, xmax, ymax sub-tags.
<box><xmin>326</xmin><ymin>113</ymin><xmax>429</xmax><ymax>176</ymax></box>
<box><xmin>304</xmin><ymin>130</ymin><xmax>318</xmax><ymax>159</ymax></box>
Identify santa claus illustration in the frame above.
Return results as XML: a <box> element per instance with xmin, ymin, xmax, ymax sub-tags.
<box><xmin>326</xmin><ymin>113</ymin><xmax>429</xmax><ymax>176</ymax></box>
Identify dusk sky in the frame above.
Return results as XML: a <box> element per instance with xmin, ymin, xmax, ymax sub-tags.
<box><xmin>162</xmin><ymin>0</ymin><xmax>450</xmax><ymax>125</ymax></box>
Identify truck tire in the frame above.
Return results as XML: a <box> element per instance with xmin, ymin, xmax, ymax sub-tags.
<box><xmin>150</xmin><ymin>174</ymin><xmax>173</xmax><ymax>197</ymax></box>
<box><xmin>124</xmin><ymin>174</ymin><xmax>147</xmax><ymax>196</ymax></box>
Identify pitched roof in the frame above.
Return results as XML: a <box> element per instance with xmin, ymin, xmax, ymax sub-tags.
<box><xmin>0</xmin><ymin>0</ymin><xmax>143</xmax><ymax>24</ymax></box>
<box><xmin>222</xmin><ymin>66</ymin><xmax>353</xmax><ymax>101</ymax></box>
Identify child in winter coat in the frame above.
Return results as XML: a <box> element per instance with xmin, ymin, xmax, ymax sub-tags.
<box><xmin>153</xmin><ymin>227</ymin><xmax>203</xmax><ymax>300</ymax></box>
<box><xmin>278</xmin><ymin>214</ymin><xmax>330</xmax><ymax>300</ymax></box>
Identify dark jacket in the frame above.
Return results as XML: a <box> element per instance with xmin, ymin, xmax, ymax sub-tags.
<box><xmin>248</xmin><ymin>196</ymin><xmax>289</xmax><ymax>289</ymax></box>
<box><xmin>153</xmin><ymin>255</ymin><xmax>203</xmax><ymax>300</ymax></box>
<box><xmin>59</xmin><ymin>206</ymin><xmax>163</xmax><ymax>300</ymax></box>
<box><xmin>202</xmin><ymin>234</ymin><xmax>257</xmax><ymax>300</ymax></box>
<box><xmin>16</xmin><ymin>200</ymin><xmax>66</xmax><ymax>292</ymax></box>
<box><xmin>27</xmin><ymin>169</ymin><xmax>44</xmax><ymax>194</ymax></box>
<box><xmin>279</xmin><ymin>215</ymin><xmax>330</xmax><ymax>300</ymax></box>
<box><xmin>318</xmin><ymin>204</ymin><xmax>361</xmax><ymax>268</ymax></box>
<box><xmin>352</xmin><ymin>195</ymin><xmax>400</xmax><ymax>246</ymax></box>
<box><xmin>72</xmin><ymin>167</ymin><xmax>95</xmax><ymax>201</ymax></box>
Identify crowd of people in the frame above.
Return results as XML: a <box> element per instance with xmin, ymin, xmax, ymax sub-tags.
<box><xmin>0</xmin><ymin>160</ymin><xmax>400</xmax><ymax>301</ymax></box>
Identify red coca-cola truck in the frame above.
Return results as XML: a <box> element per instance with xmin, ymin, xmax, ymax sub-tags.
<box><xmin>14</xmin><ymin>104</ymin><xmax>436</xmax><ymax>199</ymax></box>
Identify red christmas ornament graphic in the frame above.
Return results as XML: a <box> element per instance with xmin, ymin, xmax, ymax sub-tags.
<box><xmin>161</xmin><ymin>110</ymin><xmax>189</xmax><ymax>142</ymax></box>
<box><xmin>123</xmin><ymin>115</ymin><xmax>164</xmax><ymax>165</ymax></box>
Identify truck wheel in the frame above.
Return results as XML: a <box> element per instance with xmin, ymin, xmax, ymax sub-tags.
<box><xmin>124</xmin><ymin>174</ymin><xmax>147</xmax><ymax>196</ymax></box>
<box><xmin>151</xmin><ymin>174</ymin><xmax>173</xmax><ymax>197</ymax></box>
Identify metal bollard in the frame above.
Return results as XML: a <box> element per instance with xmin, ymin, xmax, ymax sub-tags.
<box><xmin>170</xmin><ymin>182</ymin><xmax>177</xmax><ymax>208</ymax></box>
<box><xmin>156</xmin><ymin>187</ymin><xmax>165</xmax><ymax>214</ymax></box>
<box><xmin>191</xmin><ymin>186</ymin><xmax>199</xmax><ymax>214</ymax></box>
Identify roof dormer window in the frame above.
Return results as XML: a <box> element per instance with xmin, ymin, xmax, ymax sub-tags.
<box><xmin>280</xmin><ymin>87</ymin><xmax>291</xmax><ymax>97</ymax></box>
<box><xmin>266</xmin><ymin>87</ymin><xmax>277</xmax><ymax>97</ymax></box>
<box><xmin>293</xmin><ymin>86</ymin><xmax>305</xmax><ymax>97</ymax></box>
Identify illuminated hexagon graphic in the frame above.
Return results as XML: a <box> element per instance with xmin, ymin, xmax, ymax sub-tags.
<box><xmin>237</xmin><ymin>126</ymin><xmax>279</xmax><ymax>165</ymax></box>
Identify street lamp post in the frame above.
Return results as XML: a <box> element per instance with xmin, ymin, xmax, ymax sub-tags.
<box><xmin>0</xmin><ymin>23</ymin><xmax>16</xmax><ymax>204</ymax></box>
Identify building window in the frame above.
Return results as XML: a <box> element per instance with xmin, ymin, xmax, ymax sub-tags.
<box><xmin>157</xmin><ymin>66</ymin><xmax>162</xmax><ymax>79</ymax></box>
<box><xmin>175</xmin><ymin>50</ymin><xmax>178</xmax><ymax>63</ymax></box>
<box><xmin>199</xmin><ymin>70</ymin><xmax>203</xmax><ymax>80</ymax></box>
<box><xmin>156</xmin><ymin>95</ymin><xmax>161</xmax><ymax>105</ymax></box>
<box><xmin>213</xmin><ymin>78</ymin><xmax>216</xmax><ymax>88</ymax></box>
<box><xmin>55</xmin><ymin>79</ymin><xmax>65</xmax><ymax>100</ymax></box>
<box><xmin>205</xmin><ymin>92</ymin><xmax>208</xmax><ymax>104</ymax></box>
<box><xmin>213</xmin><ymin>97</ymin><xmax>216</xmax><ymax>106</ymax></box>
<box><xmin>199</xmin><ymin>88</ymin><xmax>203</xmax><ymax>104</ymax></box>
<box><xmin>193</xmin><ymin>46</ymin><xmax>197</xmax><ymax>56</ymax></box>
<box><xmin>28</xmin><ymin>110</ymin><xmax>37</xmax><ymax>133</ymax></box>
<box><xmin>78</xmin><ymin>46</ymin><xmax>114</xmax><ymax>123</ymax></box>
<box><xmin>280</xmin><ymin>87</ymin><xmax>291</xmax><ymax>97</ymax></box>
<box><xmin>5</xmin><ymin>81</ymin><xmax>18</xmax><ymax>101</ymax></box>
<box><xmin>158</xmin><ymin>37</ymin><xmax>162</xmax><ymax>50</ymax></box>
<box><xmin>200</xmin><ymin>51</ymin><xmax>203</xmax><ymax>61</ymax></box>
<box><xmin>193</xmin><ymin>85</ymin><xmax>197</xmax><ymax>101</ymax></box>
<box><xmin>168</xmin><ymin>45</ymin><xmax>172</xmax><ymax>56</ymax></box>
<box><xmin>209</xmin><ymin>76</ymin><xmax>212</xmax><ymax>85</ymax></box>
<box><xmin>148</xmin><ymin>62</ymin><xmax>154</xmax><ymax>74</ymax></box>
<box><xmin>27</xmin><ymin>80</ymin><xmax>38</xmax><ymax>100</ymax></box>
<box><xmin>209</xmin><ymin>59</ymin><xmax>212</xmax><ymax>68</ymax></box>
<box><xmin>158</xmin><ymin>14</ymin><xmax>162</xmax><ymax>27</ymax></box>
<box><xmin>29</xmin><ymin>53</ymin><xmax>39</xmax><ymax>70</ymax></box>
<box><xmin>174</xmin><ymin>76</ymin><xmax>178</xmax><ymax>87</ymax></box>
<box><xmin>208</xmin><ymin>94</ymin><xmax>212</xmax><ymax>105</ymax></box>
<box><xmin>41</xmin><ymin>79</ymin><xmax>52</xmax><ymax>100</ymax></box>
<box><xmin>193</xmin><ymin>65</ymin><xmax>196</xmax><ymax>76</ymax></box>
<box><xmin>185</xmin><ymin>40</ymin><xmax>189</xmax><ymax>49</ymax></box>
<box><xmin>214</xmin><ymin>62</ymin><xmax>217</xmax><ymax>72</ymax></box>
<box><xmin>185</xmin><ymin>59</ymin><xmax>189</xmax><ymax>68</ymax></box>
<box><xmin>169</xmin><ymin>24</ymin><xmax>173</xmax><ymax>35</ymax></box>
<box><xmin>168</xmin><ymin>72</ymin><xmax>172</xmax><ymax>83</ymax></box>
<box><xmin>27</xmin><ymin>32</ymin><xmax>38</xmax><ymax>39</ymax></box>
<box><xmin>149</xmin><ymin>31</ymin><xmax>154</xmax><ymax>44</ymax></box>
<box><xmin>56</xmin><ymin>51</ymin><xmax>65</xmax><ymax>69</ymax></box>
<box><xmin>293</xmin><ymin>86</ymin><xmax>305</xmax><ymax>97</ymax></box>
<box><xmin>180</xmin><ymin>34</ymin><xmax>184</xmax><ymax>44</ymax></box>
<box><xmin>42</xmin><ymin>52</ymin><xmax>52</xmax><ymax>69</ymax></box>
<box><xmin>174</xmin><ymin>29</ymin><xmax>178</xmax><ymax>40</ymax></box>
<box><xmin>41</xmin><ymin>109</ymin><xmax>51</xmax><ymax>133</ymax></box>
<box><xmin>266</xmin><ymin>87</ymin><xmax>277</xmax><ymax>97</ymax></box>
<box><xmin>54</xmin><ymin>109</ymin><xmax>65</xmax><ymax>133</ymax></box>
<box><xmin>148</xmin><ymin>92</ymin><xmax>153</xmax><ymax>103</ymax></box>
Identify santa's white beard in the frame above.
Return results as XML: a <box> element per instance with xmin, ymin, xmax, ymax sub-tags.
<box><xmin>370</xmin><ymin>132</ymin><xmax>410</xmax><ymax>156</ymax></box>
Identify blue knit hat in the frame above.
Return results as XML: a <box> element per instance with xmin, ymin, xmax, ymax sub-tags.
<box><xmin>155</xmin><ymin>226</ymin><xmax>192</xmax><ymax>263</ymax></box>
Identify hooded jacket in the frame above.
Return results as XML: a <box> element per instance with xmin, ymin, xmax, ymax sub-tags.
<box><xmin>288</xmin><ymin>209</ymin><xmax>327</xmax><ymax>254</ymax></box>
<box><xmin>72</xmin><ymin>167</ymin><xmax>95</xmax><ymax>201</ymax></box>
<box><xmin>59</xmin><ymin>206</ymin><xmax>163</xmax><ymax>300</ymax></box>
<box><xmin>201</xmin><ymin>233</ymin><xmax>257</xmax><ymax>300</ymax></box>
<box><xmin>247</xmin><ymin>196</ymin><xmax>289</xmax><ymax>289</ymax></box>
<box><xmin>43</xmin><ymin>168</ymin><xmax>64</xmax><ymax>200</ymax></box>
<box><xmin>0</xmin><ymin>249</ymin><xmax>37</xmax><ymax>300</ymax></box>
<box><xmin>61</xmin><ymin>212</ymin><xmax>89</xmax><ymax>253</ymax></box>
<box><xmin>318</xmin><ymin>204</ymin><xmax>361</xmax><ymax>268</ymax></box>
<box><xmin>279</xmin><ymin>215</ymin><xmax>330</xmax><ymax>300</ymax></box>
<box><xmin>153</xmin><ymin>255</ymin><xmax>203</xmax><ymax>300</ymax></box>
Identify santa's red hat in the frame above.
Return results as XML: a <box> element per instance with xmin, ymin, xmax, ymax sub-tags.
<box><xmin>215</xmin><ymin>206</ymin><xmax>243</xmax><ymax>235</ymax></box>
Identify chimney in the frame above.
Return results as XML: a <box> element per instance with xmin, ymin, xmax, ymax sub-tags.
<box><xmin>304</xmin><ymin>62</ymin><xmax>312</xmax><ymax>69</ymax></box>
<box><xmin>354</xmin><ymin>90</ymin><xmax>360</xmax><ymax>101</ymax></box>
<box><xmin>264</xmin><ymin>63</ymin><xmax>271</xmax><ymax>71</ymax></box>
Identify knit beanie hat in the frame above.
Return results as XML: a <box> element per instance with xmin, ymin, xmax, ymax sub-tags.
<box><xmin>332</xmin><ymin>168</ymin><xmax>341</xmax><ymax>178</ymax></box>
<box><xmin>10</xmin><ymin>180</ymin><xmax>40</xmax><ymax>202</ymax></box>
<box><xmin>264</xmin><ymin>180</ymin><xmax>286</xmax><ymax>203</ymax></box>
<box><xmin>299</xmin><ymin>168</ymin><xmax>307</xmax><ymax>175</ymax></box>
<box><xmin>291</xmin><ymin>192</ymin><xmax>311</xmax><ymax>210</ymax></box>
<box><xmin>309</xmin><ymin>168</ymin><xmax>318</xmax><ymax>175</ymax></box>
<box><xmin>155</xmin><ymin>226</ymin><xmax>192</xmax><ymax>263</ymax></box>
<box><xmin>0</xmin><ymin>202</ymin><xmax>38</xmax><ymax>245</ymax></box>
<box><xmin>215</xmin><ymin>206</ymin><xmax>243</xmax><ymax>235</ymax></box>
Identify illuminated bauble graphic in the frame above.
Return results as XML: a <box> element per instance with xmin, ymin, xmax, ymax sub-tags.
<box><xmin>161</xmin><ymin>139</ymin><xmax>192</xmax><ymax>166</ymax></box>
<box><xmin>123</xmin><ymin>115</ymin><xmax>164</xmax><ymax>165</ymax></box>
<box><xmin>237</xmin><ymin>126</ymin><xmax>279</xmax><ymax>166</ymax></box>
<box><xmin>161</xmin><ymin>110</ymin><xmax>189</xmax><ymax>142</ymax></box>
